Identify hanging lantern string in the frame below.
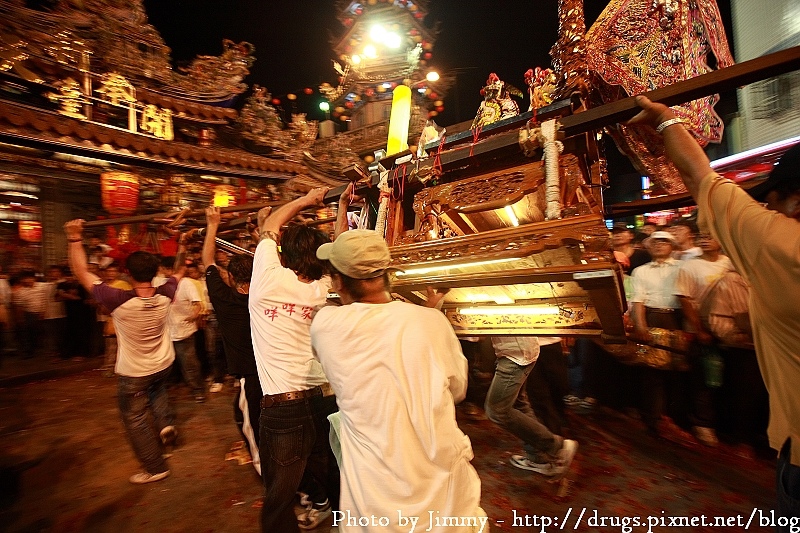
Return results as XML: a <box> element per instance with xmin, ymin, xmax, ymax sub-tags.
<box><xmin>469</xmin><ymin>124</ymin><xmax>482</xmax><ymax>158</ymax></box>
<box><xmin>390</xmin><ymin>164</ymin><xmax>406</xmax><ymax>202</ymax></box>
<box><xmin>432</xmin><ymin>134</ymin><xmax>446</xmax><ymax>176</ymax></box>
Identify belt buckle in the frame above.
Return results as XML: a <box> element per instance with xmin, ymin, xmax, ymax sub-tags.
<box><xmin>262</xmin><ymin>395</ymin><xmax>275</xmax><ymax>408</ymax></box>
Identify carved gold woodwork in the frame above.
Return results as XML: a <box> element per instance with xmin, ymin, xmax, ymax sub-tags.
<box><xmin>401</xmin><ymin>157</ymin><xmax>599</xmax><ymax>244</ymax></box>
<box><xmin>140</xmin><ymin>105</ymin><xmax>174</xmax><ymax>141</ymax></box>
<box><xmin>390</xmin><ymin>214</ymin><xmax>612</xmax><ymax>268</ymax></box>
<box><xmin>48</xmin><ymin>78</ymin><xmax>86</xmax><ymax>119</ymax></box>
<box><xmin>444</xmin><ymin>305</ymin><xmax>598</xmax><ymax>332</ymax></box>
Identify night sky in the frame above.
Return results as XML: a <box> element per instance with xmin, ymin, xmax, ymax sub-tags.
<box><xmin>142</xmin><ymin>0</ymin><xmax>733</xmax><ymax>126</ymax></box>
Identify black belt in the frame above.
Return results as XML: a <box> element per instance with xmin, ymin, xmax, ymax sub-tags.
<box><xmin>645</xmin><ymin>307</ymin><xmax>678</xmax><ymax>314</ymax></box>
<box><xmin>261</xmin><ymin>382</ymin><xmax>334</xmax><ymax>409</ymax></box>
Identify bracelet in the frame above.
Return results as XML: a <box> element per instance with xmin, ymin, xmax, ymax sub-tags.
<box><xmin>67</xmin><ymin>238</ymin><xmax>83</xmax><ymax>243</ymax></box>
<box><xmin>655</xmin><ymin>117</ymin><xmax>685</xmax><ymax>134</ymax></box>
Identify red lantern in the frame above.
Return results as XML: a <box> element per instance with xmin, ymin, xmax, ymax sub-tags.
<box><xmin>272</xmin><ymin>98</ymin><xmax>281</xmax><ymax>105</ymax></box>
<box><xmin>345</xmin><ymin>101</ymin><xmax>355</xmax><ymax>109</ymax></box>
<box><xmin>101</xmin><ymin>171</ymin><xmax>140</xmax><ymax>215</ymax></box>
<box><xmin>18</xmin><ymin>221</ymin><xmax>42</xmax><ymax>243</ymax></box>
<box><xmin>436</xmin><ymin>105</ymin><xmax>445</xmax><ymax>112</ymax></box>
<box><xmin>213</xmin><ymin>185</ymin><xmax>237</xmax><ymax>208</ymax></box>
<box><xmin>424</xmin><ymin>52</ymin><xmax>432</xmax><ymax>60</ymax></box>
<box><xmin>304</xmin><ymin>87</ymin><xmax>314</xmax><ymax>95</ymax></box>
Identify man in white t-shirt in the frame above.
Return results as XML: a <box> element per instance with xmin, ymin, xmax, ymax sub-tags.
<box><xmin>675</xmin><ymin>232</ymin><xmax>733</xmax><ymax>447</ymax></box>
<box><xmin>168</xmin><ymin>275</ymin><xmax>205</xmax><ymax>402</ymax></box>
<box><xmin>250</xmin><ymin>188</ymin><xmax>339</xmax><ymax>532</ymax></box>
<box><xmin>64</xmin><ymin>219</ymin><xmax>183</xmax><ymax>484</ymax></box>
<box><xmin>312</xmin><ymin>229</ymin><xmax>485</xmax><ymax>533</ymax></box>
<box><xmin>486</xmin><ymin>336</ymin><xmax>578</xmax><ymax>479</ymax></box>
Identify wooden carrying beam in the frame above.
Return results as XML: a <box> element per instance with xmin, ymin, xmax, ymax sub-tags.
<box><xmin>559</xmin><ymin>45</ymin><xmax>800</xmax><ymax>138</ymax></box>
<box><xmin>82</xmin><ymin>202</ymin><xmax>279</xmax><ymax>228</ymax></box>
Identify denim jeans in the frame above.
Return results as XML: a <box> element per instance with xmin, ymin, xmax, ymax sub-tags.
<box><xmin>778</xmin><ymin>439</ymin><xmax>800</xmax><ymax>532</ymax></box>
<box><xmin>117</xmin><ymin>365</ymin><xmax>174</xmax><ymax>474</ymax></box>
<box><xmin>259</xmin><ymin>394</ymin><xmax>339</xmax><ymax>532</ymax></box>
<box><xmin>173</xmin><ymin>335</ymin><xmax>204</xmax><ymax>396</ymax></box>
<box><xmin>485</xmin><ymin>356</ymin><xmax>561</xmax><ymax>461</ymax></box>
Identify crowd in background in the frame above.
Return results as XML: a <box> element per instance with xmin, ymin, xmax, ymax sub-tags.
<box><xmin>0</xmin><ymin>216</ymin><xmax>770</xmax><ymax>455</ymax></box>
<box><xmin>0</xmin><ymin>231</ymin><xmax>260</xmax><ymax>399</ymax></box>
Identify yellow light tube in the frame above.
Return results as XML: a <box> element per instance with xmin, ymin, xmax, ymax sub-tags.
<box><xmin>458</xmin><ymin>306</ymin><xmax>560</xmax><ymax>316</ymax></box>
<box><xmin>386</xmin><ymin>85</ymin><xmax>411</xmax><ymax>155</ymax></box>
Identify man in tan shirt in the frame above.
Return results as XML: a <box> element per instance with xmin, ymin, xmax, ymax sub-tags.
<box><xmin>631</xmin><ymin>96</ymin><xmax>800</xmax><ymax>525</ymax></box>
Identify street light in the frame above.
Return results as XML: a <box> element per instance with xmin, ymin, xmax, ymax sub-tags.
<box><xmin>319</xmin><ymin>101</ymin><xmax>330</xmax><ymax>120</ymax></box>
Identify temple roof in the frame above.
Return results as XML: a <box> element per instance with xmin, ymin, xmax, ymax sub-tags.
<box><xmin>0</xmin><ymin>100</ymin><xmax>306</xmax><ymax>179</ymax></box>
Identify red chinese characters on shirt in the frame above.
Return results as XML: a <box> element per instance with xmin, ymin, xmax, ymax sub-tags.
<box><xmin>263</xmin><ymin>304</ymin><xmax>315</xmax><ymax>321</ymax></box>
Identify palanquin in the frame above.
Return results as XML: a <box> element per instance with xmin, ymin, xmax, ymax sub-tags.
<box><xmin>329</xmin><ymin>19</ymin><xmax>799</xmax><ymax>350</ymax></box>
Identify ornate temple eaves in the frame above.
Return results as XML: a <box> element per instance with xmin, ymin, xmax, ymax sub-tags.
<box><xmin>136</xmin><ymin>88</ymin><xmax>238</xmax><ymax>123</ymax></box>
<box><xmin>0</xmin><ymin>101</ymin><xmax>305</xmax><ymax>179</ymax></box>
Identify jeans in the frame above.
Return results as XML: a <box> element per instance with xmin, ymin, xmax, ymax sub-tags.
<box><xmin>485</xmin><ymin>356</ymin><xmax>561</xmax><ymax>460</ymax></box>
<box><xmin>117</xmin><ymin>365</ymin><xmax>174</xmax><ymax>474</ymax></box>
<box><xmin>173</xmin><ymin>335</ymin><xmax>204</xmax><ymax>396</ymax></box>
<box><xmin>778</xmin><ymin>439</ymin><xmax>800</xmax><ymax>532</ymax></box>
<box><xmin>235</xmin><ymin>375</ymin><xmax>262</xmax><ymax>476</ymax></box>
<box><xmin>526</xmin><ymin>343</ymin><xmax>569</xmax><ymax>436</ymax></box>
<box><xmin>259</xmin><ymin>394</ymin><xmax>339</xmax><ymax>532</ymax></box>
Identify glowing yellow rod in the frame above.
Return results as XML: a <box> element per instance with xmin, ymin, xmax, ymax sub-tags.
<box><xmin>386</xmin><ymin>84</ymin><xmax>412</xmax><ymax>155</ymax></box>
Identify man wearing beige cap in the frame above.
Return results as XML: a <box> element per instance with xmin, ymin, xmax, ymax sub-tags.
<box><xmin>311</xmin><ymin>229</ymin><xmax>485</xmax><ymax>533</ymax></box>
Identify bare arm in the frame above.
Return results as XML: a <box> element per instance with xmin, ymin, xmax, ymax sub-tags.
<box><xmin>260</xmin><ymin>188</ymin><xmax>329</xmax><ymax>237</ymax></box>
<box><xmin>172</xmin><ymin>234</ymin><xmax>187</xmax><ymax>281</ymax></box>
<box><xmin>631</xmin><ymin>301</ymin><xmax>652</xmax><ymax>342</ymax></box>
<box><xmin>64</xmin><ymin>219</ymin><xmax>101</xmax><ymax>293</ymax></box>
<box><xmin>678</xmin><ymin>295</ymin><xmax>712</xmax><ymax>344</ymax></box>
<box><xmin>627</xmin><ymin>95</ymin><xmax>713</xmax><ymax>200</ymax></box>
<box><xmin>201</xmin><ymin>206</ymin><xmax>221</xmax><ymax>268</ymax></box>
<box><xmin>335</xmin><ymin>182</ymin><xmax>357</xmax><ymax>238</ymax></box>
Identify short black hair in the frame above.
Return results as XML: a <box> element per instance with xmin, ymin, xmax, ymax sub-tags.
<box><xmin>160</xmin><ymin>256</ymin><xmax>175</xmax><ymax>270</ymax></box>
<box><xmin>280</xmin><ymin>224</ymin><xmax>330</xmax><ymax>281</ymax></box>
<box><xmin>332</xmin><ymin>269</ymin><xmax>391</xmax><ymax>301</ymax></box>
<box><xmin>670</xmin><ymin>219</ymin><xmax>697</xmax><ymax>233</ymax></box>
<box><xmin>227</xmin><ymin>255</ymin><xmax>254</xmax><ymax>285</ymax></box>
<box><xmin>126</xmin><ymin>251</ymin><xmax>160</xmax><ymax>282</ymax></box>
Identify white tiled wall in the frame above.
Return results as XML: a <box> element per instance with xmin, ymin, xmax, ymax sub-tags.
<box><xmin>732</xmin><ymin>0</ymin><xmax>800</xmax><ymax>149</ymax></box>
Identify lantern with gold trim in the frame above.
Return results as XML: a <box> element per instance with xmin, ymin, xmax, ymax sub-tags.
<box><xmin>213</xmin><ymin>185</ymin><xmax>237</xmax><ymax>208</ymax></box>
<box><xmin>18</xmin><ymin>221</ymin><xmax>42</xmax><ymax>243</ymax></box>
<box><xmin>101</xmin><ymin>171</ymin><xmax>140</xmax><ymax>215</ymax></box>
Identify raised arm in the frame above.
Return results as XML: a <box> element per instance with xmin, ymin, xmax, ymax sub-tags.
<box><xmin>627</xmin><ymin>95</ymin><xmax>714</xmax><ymax>200</ymax></box>
<box><xmin>64</xmin><ymin>219</ymin><xmax>101</xmax><ymax>293</ymax></box>
<box><xmin>260</xmin><ymin>187</ymin><xmax>329</xmax><ymax>238</ymax></box>
<box><xmin>201</xmin><ymin>206</ymin><xmax>221</xmax><ymax>268</ymax></box>
<box><xmin>335</xmin><ymin>182</ymin><xmax>357</xmax><ymax>239</ymax></box>
<box><xmin>172</xmin><ymin>233</ymin><xmax>188</xmax><ymax>282</ymax></box>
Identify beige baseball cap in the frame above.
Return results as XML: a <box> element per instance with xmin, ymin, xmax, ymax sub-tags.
<box><xmin>316</xmin><ymin>229</ymin><xmax>401</xmax><ymax>279</ymax></box>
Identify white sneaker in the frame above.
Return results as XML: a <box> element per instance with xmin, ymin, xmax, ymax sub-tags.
<box><xmin>693</xmin><ymin>426</ymin><xmax>719</xmax><ymax>447</ymax></box>
<box><xmin>510</xmin><ymin>439</ymin><xmax>579</xmax><ymax>478</ymax></box>
<box><xmin>555</xmin><ymin>439</ymin><xmax>579</xmax><ymax>472</ymax></box>
<box><xmin>129</xmin><ymin>470</ymin><xmax>170</xmax><ymax>484</ymax></box>
<box><xmin>510</xmin><ymin>455</ymin><xmax>562</xmax><ymax>476</ymax></box>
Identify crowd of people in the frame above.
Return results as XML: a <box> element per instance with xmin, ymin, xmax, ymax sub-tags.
<box><xmin>1</xmin><ymin>95</ymin><xmax>797</xmax><ymax>532</ymax></box>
